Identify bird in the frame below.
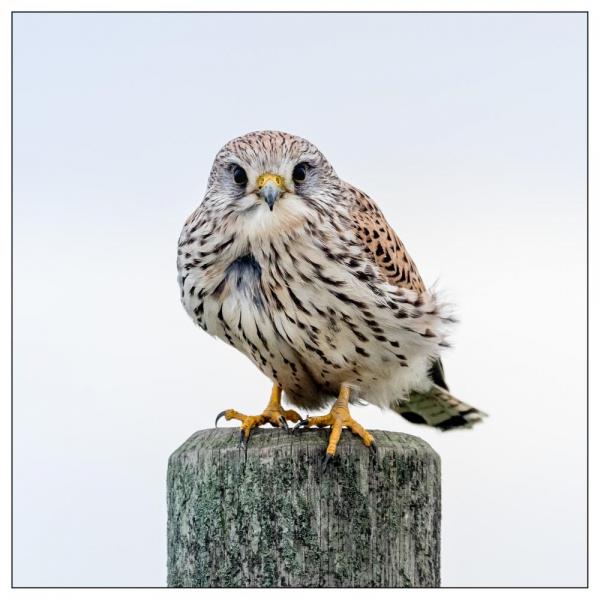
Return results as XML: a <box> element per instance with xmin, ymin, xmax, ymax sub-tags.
<box><xmin>177</xmin><ymin>130</ymin><xmax>486</xmax><ymax>463</ymax></box>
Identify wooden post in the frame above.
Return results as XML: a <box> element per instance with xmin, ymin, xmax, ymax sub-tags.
<box><xmin>167</xmin><ymin>427</ymin><xmax>440</xmax><ymax>587</ymax></box>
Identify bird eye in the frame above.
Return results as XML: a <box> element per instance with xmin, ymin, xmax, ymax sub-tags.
<box><xmin>232</xmin><ymin>165</ymin><xmax>248</xmax><ymax>186</ymax></box>
<box><xmin>292</xmin><ymin>163</ymin><xmax>308</xmax><ymax>183</ymax></box>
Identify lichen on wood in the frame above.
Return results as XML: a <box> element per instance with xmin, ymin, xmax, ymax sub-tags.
<box><xmin>167</xmin><ymin>427</ymin><xmax>440</xmax><ymax>587</ymax></box>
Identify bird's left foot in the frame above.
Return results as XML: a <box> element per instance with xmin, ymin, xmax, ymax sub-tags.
<box><xmin>294</xmin><ymin>384</ymin><xmax>376</xmax><ymax>468</ymax></box>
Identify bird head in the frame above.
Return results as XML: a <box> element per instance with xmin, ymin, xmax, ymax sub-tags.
<box><xmin>201</xmin><ymin>131</ymin><xmax>344</xmax><ymax>240</ymax></box>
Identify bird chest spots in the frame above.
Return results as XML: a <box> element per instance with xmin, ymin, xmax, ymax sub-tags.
<box><xmin>215</xmin><ymin>253</ymin><xmax>264</xmax><ymax>309</ymax></box>
<box><xmin>226</xmin><ymin>253</ymin><xmax>262</xmax><ymax>286</ymax></box>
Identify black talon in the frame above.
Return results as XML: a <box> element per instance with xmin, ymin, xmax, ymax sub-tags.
<box><xmin>215</xmin><ymin>410</ymin><xmax>228</xmax><ymax>428</ymax></box>
<box><xmin>293</xmin><ymin>418</ymin><xmax>309</xmax><ymax>434</ymax></box>
<box><xmin>239</xmin><ymin>429</ymin><xmax>252</xmax><ymax>452</ymax></box>
<box><xmin>321</xmin><ymin>453</ymin><xmax>332</xmax><ymax>473</ymax></box>
<box><xmin>278</xmin><ymin>415</ymin><xmax>289</xmax><ymax>432</ymax></box>
<box><xmin>238</xmin><ymin>429</ymin><xmax>252</xmax><ymax>460</ymax></box>
<box><xmin>369</xmin><ymin>441</ymin><xmax>378</xmax><ymax>456</ymax></box>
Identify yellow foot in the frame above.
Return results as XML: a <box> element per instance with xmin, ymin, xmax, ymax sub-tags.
<box><xmin>293</xmin><ymin>384</ymin><xmax>376</xmax><ymax>468</ymax></box>
<box><xmin>214</xmin><ymin>385</ymin><xmax>301</xmax><ymax>446</ymax></box>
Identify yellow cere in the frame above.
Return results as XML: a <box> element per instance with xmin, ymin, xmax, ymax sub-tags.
<box><xmin>256</xmin><ymin>172</ymin><xmax>285</xmax><ymax>190</ymax></box>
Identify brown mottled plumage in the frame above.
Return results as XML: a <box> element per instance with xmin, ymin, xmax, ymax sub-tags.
<box><xmin>349</xmin><ymin>186</ymin><xmax>426</xmax><ymax>293</ymax></box>
<box><xmin>177</xmin><ymin>131</ymin><xmax>485</xmax><ymax>459</ymax></box>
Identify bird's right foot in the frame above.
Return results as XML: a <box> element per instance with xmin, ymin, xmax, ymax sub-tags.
<box><xmin>214</xmin><ymin>385</ymin><xmax>301</xmax><ymax>449</ymax></box>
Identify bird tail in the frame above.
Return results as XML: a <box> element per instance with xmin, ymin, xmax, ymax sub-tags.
<box><xmin>392</xmin><ymin>385</ymin><xmax>487</xmax><ymax>431</ymax></box>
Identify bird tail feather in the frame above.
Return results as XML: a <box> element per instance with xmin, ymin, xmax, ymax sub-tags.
<box><xmin>393</xmin><ymin>385</ymin><xmax>487</xmax><ymax>431</ymax></box>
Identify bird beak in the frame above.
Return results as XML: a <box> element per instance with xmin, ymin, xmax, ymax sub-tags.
<box><xmin>257</xmin><ymin>173</ymin><xmax>285</xmax><ymax>211</ymax></box>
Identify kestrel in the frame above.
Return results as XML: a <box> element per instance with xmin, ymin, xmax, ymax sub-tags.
<box><xmin>177</xmin><ymin>131</ymin><xmax>485</xmax><ymax>464</ymax></box>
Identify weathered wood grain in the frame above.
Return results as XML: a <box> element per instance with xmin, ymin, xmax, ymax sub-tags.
<box><xmin>167</xmin><ymin>427</ymin><xmax>440</xmax><ymax>587</ymax></box>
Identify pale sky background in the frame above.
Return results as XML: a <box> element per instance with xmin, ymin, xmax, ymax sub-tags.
<box><xmin>13</xmin><ymin>12</ymin><xmax>586</xmax><ymax>587</ymax></box>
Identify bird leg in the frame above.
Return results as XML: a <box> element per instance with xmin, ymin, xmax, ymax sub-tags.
<box><xmin>295</xmin><ymin>383</ymin><xmax>376</xmax><ymax>462</ymax></box>
<box><xmin>215</xmin><ymin>384</ymin><xmax>301</xmax><ymax>443</ymax></box>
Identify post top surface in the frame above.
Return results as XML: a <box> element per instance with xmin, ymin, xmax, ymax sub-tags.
<box><xmin>170</xmin><ymin>427</ymin><xmax>439</xmax><ymax>464</ymax></box>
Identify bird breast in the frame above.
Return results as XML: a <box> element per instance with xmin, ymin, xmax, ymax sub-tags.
<box><xmin>184</xmin><ymin>233</ymin><xmax>415</xmax><ymax>392</ymax></box>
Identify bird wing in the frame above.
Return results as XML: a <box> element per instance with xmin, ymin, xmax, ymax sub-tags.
<box><xmin>346</xmin><ymin>184</ymin><xmax>426</xmax><ymax>293</ymax></box>
<box><xmin>346</xmin><ymin>184</ymin><xmax>456</xmax><ymax>392</ymax></box>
